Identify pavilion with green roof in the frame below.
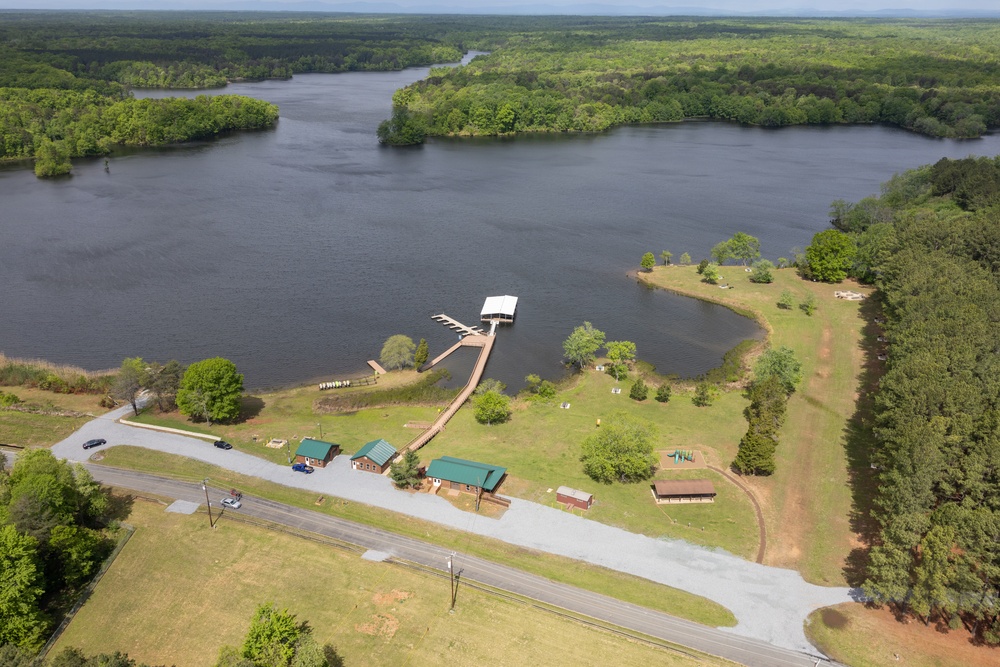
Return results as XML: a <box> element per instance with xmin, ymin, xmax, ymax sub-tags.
<box><xmin>293</xmin><ymin>437</ymin><xmax>340</xmax><ymax>468</ymax></box>
<box><xmin>425</xmin><ymin>456</ymin><xmax>507</xmax><ymax>496</ymax></box>
<box><xmin>350</xmin><ymin>438</ymin><xmax>397</xmax><ymax>474</ymax></box>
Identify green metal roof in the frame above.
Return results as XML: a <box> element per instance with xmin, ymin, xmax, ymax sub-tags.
<box><xmin>351</xmin><ymin>439</ymin><xmax>397</xmax><ymax>467</ymax></box>
<box><xmin>295</xmin><ymin>438</ymin><xmax>338</xmax><ymax>459</ymax></box>
<box><xmin>425</xmin><ymin>456</ymin><xmax>507</xmax><ymax>492</ymax></box>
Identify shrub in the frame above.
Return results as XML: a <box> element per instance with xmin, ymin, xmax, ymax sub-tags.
<box><xmin>692</xmin><ymin>382</ymin><xmax>718</xmax><ymax>407</ymax></box>
<box><xmin>629</xmin><ymin>377</ymin><xmax>648</xmax><ymax>401</ymax></box>
<box><xmin>777</xmin><ymin>290</ymin><xmax>794</xmax><ymax>309</ymax></box>
<box><xmin>655</xmin><ymin>384</ymin><xmax>672</xmax><ymax>403</ymax></box>
<box><xmin>800</xmin><ymin>293</ymin><xmax>817</xmax><ymax>316</ymax></box>
<box><xmin>696</xmin><ymin>259</ymin><xmax>709</xmax><ymax>274</ymax></box>
<box><xmin>749</xmin><ymin>260</ymin><xmax>774</xmax><ymax>284</ymax></box>
<box><xmin>0</xmin><ymin>391</ymin><xmax>21</xmax><ymax>407</ymax></box>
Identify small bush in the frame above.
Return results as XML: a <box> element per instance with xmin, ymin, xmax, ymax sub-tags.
<box><xmin>655</xmin><ymin>384</ymin><xmax>672</xmax><ymax>403</ymax></box>
<box><xmin>0</xmin><ymin>391</ymin><xmax>22</xmax><ymax>407</ymax></box>
<box><xmin>692</xmin><ymin>382</ymin><xmax>718</xmax><ymax>407</ymax></box>
<box><xmin>696</xmin><ymin>259</ymin><xmax>709</xmax><ymax>274</ymax></box>
<box><xmin>629</xmin><ymin>378</ymin><xmax>648</xmax><ymax>401</ymax></box>
<box><xmin>777</xmin><ymin>290</ymin><xmax>795</xmax><ymax>309</ymax></box>
<box><xmin>800</xmin><ymin>293</ymin><xmax>818</xmax><ymax>316</ymax></box>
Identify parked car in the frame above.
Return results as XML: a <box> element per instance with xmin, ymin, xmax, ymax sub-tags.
<box><xmin>221</xmin><ymin>497</ymin><xmax>242</xmax><ymax>509</ymax></box>
<box><xmin>82</xmin><ymin>438</ymin><xmax>107</xmax><ymax>449</ymax></box>
<box><xmin>214</xmin><ymin>440</ymin><xmax>233</xmax><ymax>450</ymax></box>
<box><xmin>291</xmin><ymin>462</ymin><xmax>314</xmax><ymax>474</ymax></box>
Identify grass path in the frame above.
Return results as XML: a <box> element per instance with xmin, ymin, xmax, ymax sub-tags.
<box><xmin>642</xmin><ymin>265</ymin><xmax>871</xmax><ymax>586</ymax></box>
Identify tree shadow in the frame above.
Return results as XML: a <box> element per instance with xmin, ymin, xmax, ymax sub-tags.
<box><xmin>239</xmin><ymin>395</ymin><xmax>265</xmax><ymax>422</ymax></box>
<box><xmin>102</xmin><ymin>489</ymin><xmax>135</xmax><ymax>525</ymax></box>
<box><xmin>842</xmin><ymin>294</ymin><xmax>886</xmax><ymax>588</ymax></box>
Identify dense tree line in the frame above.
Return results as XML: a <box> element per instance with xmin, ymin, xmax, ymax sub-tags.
<box><xmin>826</xmin><ymin>157</ymin><xmax>1000</xmax><ymax>643</ymax></box>
<box><xmin>383</xmin><ymin>18</ymin><xmax>1000</xmax><ymax>142</ymax></box>
<box><xmin>0</xmin><ymin>450</ymin><xmax>117</xmax><ymax>651</ymax></box>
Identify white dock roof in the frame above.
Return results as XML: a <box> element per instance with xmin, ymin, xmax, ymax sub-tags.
<box><xmin>481</xmin><ymin>295</ymin><xmax>518</xmax><ymax>318</ymax></box>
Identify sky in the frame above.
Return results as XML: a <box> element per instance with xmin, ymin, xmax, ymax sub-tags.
<box><xmin>0</xmin><ymin>0</ymin><xmax>997</xmax><ymax>15</ymax></box>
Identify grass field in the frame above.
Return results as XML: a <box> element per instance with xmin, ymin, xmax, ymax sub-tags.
<box><xmin>130</xmin><ymin>371</ymin><xmax>445</xmax><ymax>465</ymax></box>
<box><xmin>54</xmin><ymin>501</ymin><xmax>734</xmax><ymax>667</ymax></box>
<box><xmin>0</xmin><ymin>384</ymin><xmax>108</xmax><ymax>447</ymax></box>
<box><xmin>642</xmin><ymin>265</ymin><xmax>872</xmax><ymax>586</ymax></box>
<box><xmin>806</xmin><ymin>603</ymin><xmax>1000</xmax><ymax>667</ymax></box>
<box><xmin>424</xmin><ymin>370</ymin><xmax>759</xmax><ymax>558</ymax></box>
<box><xmin>97</xmin><ymin>446</ymin><xmax>737</xmax><ymax>629</ymax></box>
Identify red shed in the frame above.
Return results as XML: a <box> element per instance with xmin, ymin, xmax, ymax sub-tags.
<box><xmin>556</xmin><ymin>486</ymin><xmax>594</xmax><ymax>510</ymax></box>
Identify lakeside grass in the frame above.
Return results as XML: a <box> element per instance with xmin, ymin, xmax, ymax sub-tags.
<box><xmin>0</xmin><ymin>384</ymin><xmax>109</xmax><ymax>447</ymax></box>
<box><xmin>641</xmin><ymin>265</ymin><xmax>871</xmax><ymax>586</ymax></box>
<box><xmin>424</xmin><ymin>370</ymin><xmax>758</xmax><ymax>559</ymax></box>
<box><xmin>54</xmin><ymin>500</ymin><xmax>733</xmax><ymax>667</ymax></box>
<box><xmin>96</xmin><ymin>445</ymin><xmax>737</xmax><ymax>629</ymax></box>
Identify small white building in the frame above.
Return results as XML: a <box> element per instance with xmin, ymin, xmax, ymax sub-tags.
<box><xmin>481</xmin><ymin>295</ymin><xmax>518</xmax><ymax>323</ymax></box>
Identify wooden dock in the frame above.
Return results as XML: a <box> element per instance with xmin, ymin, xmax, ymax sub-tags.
<box><xmin>367</xmin><ymin>360</ymin><xmax>388</xmax><ymax>375</ymax></box>
<box><xmin>431</xmin><ymin>313</ymin><xmax>484</xmax><ymax>337</ymax></box>
<box><xmin>399</xmin><ymin>334</ymin><xmax>495</xmax><ymax>456</ymax></box>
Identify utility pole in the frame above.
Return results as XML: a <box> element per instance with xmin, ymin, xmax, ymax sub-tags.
<box><xmin>202</xmin><ymin>478</ymin><xmax>215</xmax><ymax>528</ymax></box>
<box><xmin>317</xmin><ymin>422</ymin><xmax>323</xmax><ymax>439</ymax></box>
<box><xmin>447</xmin><ymin>554</ymin><xmax>456</xmax><ymax>610</ymax></box>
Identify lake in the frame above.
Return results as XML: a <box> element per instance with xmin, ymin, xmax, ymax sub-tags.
<box><xmin>2</xmin><ymin>57</ymin><xmax>999</xmax><ymax>391</ymax></box>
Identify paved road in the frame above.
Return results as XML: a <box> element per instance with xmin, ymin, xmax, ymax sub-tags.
<box><xmin>51</xmin><ymin>405</ymin><xmax>855</xmax><ymax>655</ymax></box>
<box><xmin>88</xmin><ymin>464</ymin><xmax>837</xmax><ymax>667</ymax></box>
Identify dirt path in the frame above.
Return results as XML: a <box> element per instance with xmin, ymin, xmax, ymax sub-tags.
<box><xmin>708</xmin><ymin>465</ymin><xmax>766</xmax><ymax>564</ymax></box>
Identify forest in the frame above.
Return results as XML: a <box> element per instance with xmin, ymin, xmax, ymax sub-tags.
<box><xmin>821</xmin><ymin>157</ymin><xmax>1000</xmax><ymax>643</ymax></box>
<box><xmin>379</xmin><ymin>18</ymin><xmax>1000</xmax><ymax>143</ymax></box>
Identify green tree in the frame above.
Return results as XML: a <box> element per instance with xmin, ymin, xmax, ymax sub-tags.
<box><xmin>749</xmin><ymin>259</ymin><xmax>774</xmax><ymax>284</ymax></box>
<box><xmin>562</xmin><ymin>322</ymin><xmax>606</xmax><ymax>370</ymax></box>
<box><xmin>473</xmin><ymin>390</ymin><xmax>510</xmax><ymax>425</ymax></box>
<box><xmin>111</xmin><ymin>357</ymin><xmax>145</xmax><ymax>416</ymax></box>
<box><xmin>242</xmin><ymin>603</ymin><xmax>302</xmax><ymax>667</ymax></box>
<box><xmin>692</xmin><ymin>382</ymin><xmax>718</xmax><ymax>407</ymax></box>
<box><xmin>379</xmin><ymin>334</ymin><xmax>416</xmax><ymax>371</ymax></box>
<box><xmin>805</xmin><ymin>229</ymin><xmax>857</xmax><ymax>282</ymax></box>
<box><xmin>48</xmin><ymin>525</ymin><xmax>106</xmax><ymax>590</ymax></box>
<box><xmin>474</xmin><ymin>378</ymin><xmax>506</xmax><ymax>395</ymax></box>
<box><xmin>655</xmin><ymin>384</ymin><xmax>672</xmax><ymax>403</ymax></box>
<box><xmin>376</xmin><ymin>108</ymin><xmax>426</xmax><ymax>146</ymax></box>
<box><xmin>389</xmin><ymin>450</ymin><xmax>422</xmax><ymax>489</ymax></box>
<box><xmin>660</xmin><ymin>250</ymin><xmax>672</xmax><ymax>265</ymax></box>
<box><xmin>145</xmin><ymin>359</ymin><xmax>183</xmax><ymax>412</ymax></box>
<box><xmin>629</xmin><ymin>377</ymin><xmax>648</xmax><ymax>401</ymax></box>
<box><xmin>640</xmin><ymin>252</ymin><xmax>656</xmax><ymax>271</ymax></box>
<box><xmin>710</xmin><ymin>241</ymin><xmax>733</xmax><ymax>265</ymax></box>
<box><xmin>34</xmin><ymin>138</ymin><xmax>71</xmax><ymax>178</ymax></box>
<box><xmin>524</xmin><ymin>374</ymin><xmax>555</xmax><ymax>399</ymax></box>
<box><xmin>604</xmin><ymin>340</ymin><xmax>636</xmax><ymax>381</ymax></box>
<box><xmin>728</xmin><ymin>232</ymin><xmax>761</xmax><ymax>266</ymax></box>
<box><xmin>0</xmin><ymin>525</ymin><xmax>49</xmax><ymax>650</ymax></box>
<box><xmin>679</xmin><ymin>252</ymin><xmax>691</xmax><ymax>265</ymax></box>
<box><xmin>800</xmin><ymin>293</ymin><xmax>817</xmax><ymax>316</ymax></box>
<box><xmin>777</xmin><ymin>290</ymin><xmax>794</xmax><ymax>309</ymax></box>
<box><xmin>413</xmin><ymin>338</ymin><xmax>429</xmax><ymax>367</ymax></box>
<box><xmin>701</xmin><ymin>262</ymin><xmax>720</xmax><ymax>284</ymax></box>
<box><xmin>752</xmin><ymin>346</ymin><xmax>802</xmax><ymax>395</ymax></box>
<box><xmin>732</xmin><ymin>430</ymin><xmax>777</xmax><ymax>475</ymax></box>
<box><xmin>696</xmin><ymin>259</ymin><xmax>709</xmax><ymax>274</ymax></box>
<box><xmin>176</xmin><ymin>357</ymin><xmax>244</xmax><ymax>424</ymax></box>
<box><xmin>580</xmin><ymin>411</ymin><xmax>657</xmax><ymax>484</ymax></box>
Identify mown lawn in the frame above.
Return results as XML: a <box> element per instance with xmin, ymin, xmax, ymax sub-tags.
<box><xmin>54</xmin><ymin>501</ymin><xmax>733</xmax><ymax>667</ymax></box>
<box><xmin>0</xmin><ymin>384</ymin><xmax>108</xmax><ymax>447</ymax></box>
<box><xmin>642</xmin><ymin>265</ymin><xmax>871</xmax><ymax>586</ymax></box>
<box><xmin>424</xmin><ymin>370</ymin><xmax>758</xmax><ymax>559</ymax></box>
<box><xmin>97</xmin><ymin>445</ymin><xmax>737</xmax><ymax>629</ymax></box>
<box><xmin>129</xmin><ymin>371</ymin><xmax>445</xmax><ymax>464</ymax></box>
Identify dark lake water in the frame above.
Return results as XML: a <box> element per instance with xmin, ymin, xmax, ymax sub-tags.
<box><xmin>3</xmin><ymin>56</ymin><xmax>1000</xmax><ymax>391</ymax></box>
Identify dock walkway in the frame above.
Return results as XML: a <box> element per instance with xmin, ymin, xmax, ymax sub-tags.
<box><xmin>431</xmin><ymin>313</ymin><xmax>484</xmax><ymax>337</ymax></box>
<box><xmin>399</xmin><ymin>334</ymin><xmax>494</xmax><ymax>457</ymax></box>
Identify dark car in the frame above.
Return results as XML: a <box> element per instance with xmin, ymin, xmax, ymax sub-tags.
<box><xmin>213</xmin><ymin>440</ymin><xmax>233</xmax><ymax>450</ymax></box>
<box><xmin>291</xmin><ymin>462</ymin><xmax>314</xmax><ymax>474</ymax></box>
<box><xmin>82</xmin><ymin>438</ymin><xmax>107</xmax><ymax>450</ymax></box>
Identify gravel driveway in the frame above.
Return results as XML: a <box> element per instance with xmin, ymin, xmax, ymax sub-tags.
<box><xmin>51</xmin><ymin>405</ymin><xmax>855</xmax><ymax>653</ymax></box>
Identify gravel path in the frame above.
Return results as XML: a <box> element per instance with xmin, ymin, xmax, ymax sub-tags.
<box><xmin>52</xmin><ymin>407</ymin><xmax>857</xmax><ymax>653</ymax></box>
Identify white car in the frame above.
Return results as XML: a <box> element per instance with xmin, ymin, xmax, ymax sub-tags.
<box><xmin>221</xmin><ymin>497</ymin><xmax>242</xmax><ymax>510</ymax></box>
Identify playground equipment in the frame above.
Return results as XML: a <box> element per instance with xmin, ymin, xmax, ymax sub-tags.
<box><xmin>666</xmin><ymin>449</ymin><xmax>695</xmax><ymax>465</ymax></box>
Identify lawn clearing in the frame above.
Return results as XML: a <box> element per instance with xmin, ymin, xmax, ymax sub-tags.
<box><xmin>53</xmin><ymin>500</ymin><xmax>733</xmax><ymax>667</ymax></box>
<box><xmin>129</xmin><ymin>376</ymin><xmax>445</xmax><ymax>464</ymax></box>
<box><xmin>96</xmin><ymin>446</ymin><xmax>736</xmax><ymax>629</ymax></box>
<box><xmin>642</xmin><ymin>265</ymin><xmax>871</xmax><ymax>586</ymax></box>
<box><xmin>806</xmin><ymin>603</ymin><xmax>1000</xmax><ymax>667</ymax></box>
<box><xmin>0</xmin><ymin>385</ymin><xmax>109</xmax><ymax>447</ymax></box>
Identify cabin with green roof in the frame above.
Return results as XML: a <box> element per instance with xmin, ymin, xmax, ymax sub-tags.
<box><xmin>294</xmin><ymin>437</ymin><xmax>340</xmax><ymax>468</ymax></box>
<box><xmin>425</xmin><ymin>456</ymin><xmax>507</xmax><ymax>496</ymax></box>
<box><xmin>350</xmin><ymin>438</ymin><xmax>397</xmax><ymax>474</ymax></box>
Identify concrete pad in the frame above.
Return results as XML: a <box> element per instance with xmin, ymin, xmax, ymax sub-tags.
<box><xmin>165</xmin><ymin>500</ymin><xmax>200</xmax><ymax>515</ymax></box>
